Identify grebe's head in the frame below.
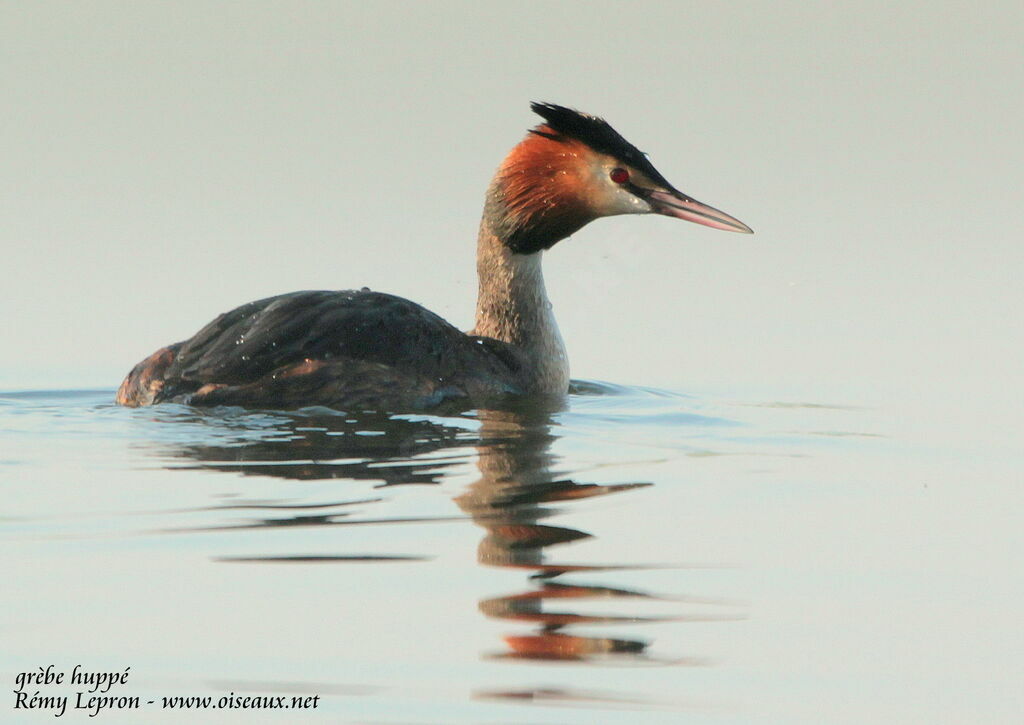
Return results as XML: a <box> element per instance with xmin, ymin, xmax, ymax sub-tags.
<box><xmin>487</xmin><ymin>102</ymin><xmax>752</xmax><ymax>254</ymax></box>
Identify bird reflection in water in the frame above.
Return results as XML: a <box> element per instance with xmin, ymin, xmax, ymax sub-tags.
<box><xmin>160</xmin><ymin>407</ymin><xmax>477</xmax><ymax>486</ymax></box>
<box><xmin>457</xmin><ymin>403</ymin><xmax>733</xmax><ymax>664</ymax></box>
<box><xmin>150</xmin><ymin>399</ymin><xmax>737</xmax><ymax>662</ymax></box>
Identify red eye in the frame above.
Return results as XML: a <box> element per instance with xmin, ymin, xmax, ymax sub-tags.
<box><xmin>610</xmin><ymin>168</ymin><xmax>629</xmax><ymax>184</ymax></box>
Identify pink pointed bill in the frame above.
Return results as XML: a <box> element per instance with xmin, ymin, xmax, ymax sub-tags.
<box><xmin>646</xmin><ymin>189</ymin><xmax>753</xmax><ymax>233</ymax></box>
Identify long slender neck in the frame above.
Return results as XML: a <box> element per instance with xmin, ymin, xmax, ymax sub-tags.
<box><xmin>471</xmin><ymin>193</ymin><xmax>570</xmax><ymax>394</ymax></box>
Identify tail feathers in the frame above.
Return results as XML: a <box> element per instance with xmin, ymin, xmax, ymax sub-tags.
<box><xmin>115</xmin><ymin>344</ymin><xmax>182</xmax><ymax>407</ymax></box>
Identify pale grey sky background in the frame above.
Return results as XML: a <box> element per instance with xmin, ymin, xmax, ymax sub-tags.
<box><xmin>3</xmin><ymin>1</ymin><xmax>1021</xmax><ymax>423</ymax></box>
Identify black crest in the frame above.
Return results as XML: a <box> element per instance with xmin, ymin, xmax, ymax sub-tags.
<box><xmin>530</xmin><ymin>102</ymin><xmax>674</xmax><ymax>189</ymax></box>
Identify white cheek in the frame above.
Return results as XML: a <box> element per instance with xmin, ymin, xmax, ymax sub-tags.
<box><xmin>584</xmin><ymin>158</ymin><xmax>652</xmax><ymax>217</ymax></box>
<box><xmin>599</xmin><ymin>186</ymin><xmax>652</xmax><ymax>216</ymax></box>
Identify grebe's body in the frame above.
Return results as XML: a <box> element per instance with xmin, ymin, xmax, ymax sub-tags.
<box><xmin>117</xmin><ymin>103</ymin><xmax>751</xmax><ymax>410</ymax></box>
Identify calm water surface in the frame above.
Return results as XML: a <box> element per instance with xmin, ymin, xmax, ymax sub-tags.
<box><xmin>2</xmin><ymin>384</ymin><xmax>1019</xmax><ymax>723</ymax></box>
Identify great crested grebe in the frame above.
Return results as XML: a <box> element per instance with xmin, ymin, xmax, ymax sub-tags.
<box><xmin>117</xmin><ymin>103</ymin><xmax>752</xmax><ymax>410</ymax></box>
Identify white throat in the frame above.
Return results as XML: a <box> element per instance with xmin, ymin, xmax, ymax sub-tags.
<box><xmin>471</xmin><ymin>225</ymin><xmax>570</xmax><ymax>394</ymax></box>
